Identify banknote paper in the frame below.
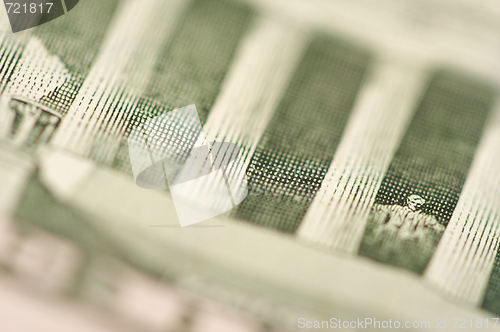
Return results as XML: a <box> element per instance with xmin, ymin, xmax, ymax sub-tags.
<box><xmin>0</xmin><ymin>0</ymin><xmax>500</xmax><ymax>331</ymax></box>
<box><xmin>234</xmin><ymin>35</ymin><xmax>371</xmax><ymax>233</ymax></box>
<box><xmin>358</xmin><ymin>71</ymin><xmax>495</xmax><ymax>273</ymax></box>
